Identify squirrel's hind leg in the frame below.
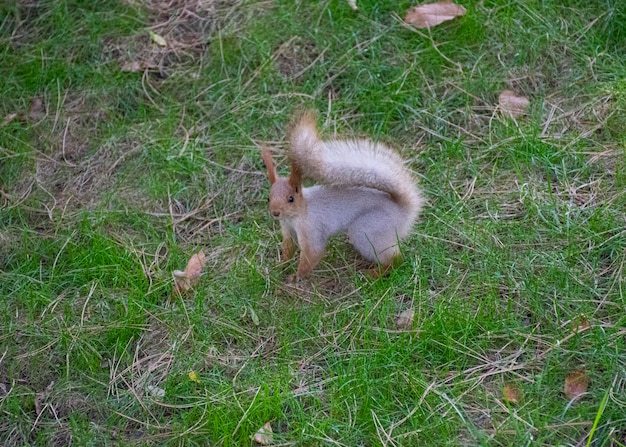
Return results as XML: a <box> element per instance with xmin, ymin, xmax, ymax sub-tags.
<box><xmin>366</xmin><ymin>251</ymin><xmax>403</xmax><ymax>279</ymax></box>
<box><xmin>348</xmin><ymin>224</ymin><xmax>403</xmax><ymax>277</ymax></box>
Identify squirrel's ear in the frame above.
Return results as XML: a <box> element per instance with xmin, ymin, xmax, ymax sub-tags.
<box><xmin>261</xmin><ymin>147</ymin><xmax>277</xmax><ymax>185</ymax></box>
<box><xmin>289</xmin><ymin>161</ymin><xmax>303</xmax><ymax>191</ymax></box>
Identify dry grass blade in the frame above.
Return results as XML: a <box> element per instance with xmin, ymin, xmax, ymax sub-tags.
<box><xmin>120</xmin><ymin>60</ymin><xmax>159</xmax><ymax>72</ymax></box>
<box><xmin>404</xmin><ymin>1</ymin><xmax>467</xmax><ymax>28</ymax></box>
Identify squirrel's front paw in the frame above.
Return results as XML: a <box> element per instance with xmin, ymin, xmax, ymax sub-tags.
<box><xmin>365</xmin><ymin>263</ymin><xmax>394</xmax><ymax>279</ymax></box>
<box><xmin>285</xmin><ymin>273</ymin><xmax>299</xmax><ymax>285</ymax></box>
<box><xmin>285</xmin><ymin>273</ymin><xmax>309</xmax><ymax>287</ymax></box>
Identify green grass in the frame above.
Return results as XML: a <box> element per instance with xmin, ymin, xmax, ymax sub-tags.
<box><xmin>2</xmin><ymin>0</ymin><xmax>626</xmax><ymax>445</ymax></box>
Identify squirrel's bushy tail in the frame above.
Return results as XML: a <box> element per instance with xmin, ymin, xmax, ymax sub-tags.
<box><xmin>288</xmin><ymin>111</ymin><xmax>423</xmax><ymax>221</ymax></box>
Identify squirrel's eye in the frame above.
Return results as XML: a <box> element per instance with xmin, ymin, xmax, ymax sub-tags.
<box><xmin>288</xmin><ymin>196</ymin><xmax>294</xmax><ymax>203</ymax></box>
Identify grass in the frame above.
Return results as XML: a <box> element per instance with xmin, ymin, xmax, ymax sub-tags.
<box><xmin>1</xmin><ymin>0</ymin><xmax>626</xmax><ymax>445</ymax></box>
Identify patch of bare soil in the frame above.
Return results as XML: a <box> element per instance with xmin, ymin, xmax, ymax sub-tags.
<box><xmin>3</xmin><ymin>1</ymin><xmax>253</xmax><ymax>229</ymax></box>
<box><xmin>22</xmin><ymin>107</ymin><xmax>138</xmax><ymax>212</ymax></box>
<box><xmin>275</xmin><ymin>37</ymin><xmax>320</xmax><ymax>81</ymax></box>
<box><xmin>37</xmin><ymin>139</ymin><xmax>141</xmax><ymax>210</ymax></box>
<box><xmin>108</xmin><ymin>0</ymin><xmax>242</xmax><ymax>76</ymax></box>
<box><xmin>2</xmin><ymin>94</ymin><xmax>141</xmax><ymax>220</ymax></box>
<box><xmin>275</xmin><ymin>256</ymin><xmax>373</xmax><ymax>303</ymax></box>
<box><xmin>2</xmin><ymin>1</ymin><xmax>48</xmax><ymax>49</ymax></box>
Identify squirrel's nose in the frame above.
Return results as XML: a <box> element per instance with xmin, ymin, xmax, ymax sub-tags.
<box><xmin>272</xmin><ymin>211</ymin><xmax>280</xmax><ymax>217</ymax></box>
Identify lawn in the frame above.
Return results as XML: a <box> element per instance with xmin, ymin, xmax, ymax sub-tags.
<box><xmin>1</xmin><ymin>0</ymin><xmax>625</xmax><ymax>445</ymax></box>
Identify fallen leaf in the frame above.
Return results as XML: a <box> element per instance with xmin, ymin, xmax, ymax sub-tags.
<box><xmin>572</xmin><ymin>314</ymin><xmax>590</xmax><ymax>332</ymax></box>
<box><xmin>173</xmin><ymin>251</ymin><xmax>206</xmax><ymax>293</ymax></box>
<box><xmin>1</xmin><ymin>113</ymin><xmax>19</xmax><ymax>126</ymax></box>
<box><xmin>251</xmin><ymin>422</ymin><xmax>273</xmax><ymax>445</ymax></box>
<box><xmin>147</xmin><ymin>384</ymin><xmax>165</xmax><ymax>397</ymax></box>
<box><xmin>249</xmin><ymin>306</ymin><xmax>260</xmax><ymax>326</ymax></box>
<box><xmin>149</xmin><ymin>31</ymin><xmax>167</xmax><ymax>47</ymax></box>
<box><xmin>29</xmin><ymin>97</ymin><xmax>44</xmax><ymax>120</ymax></box>
<box><xmin>564</xmin><ymin>370</ymin><xmax>589</xmax><ymax>400</ymax></box>
<box><xmin>188</xmin><ymin>371</ymin><xmax>200</xmax><ymax>383</ymax></box>
<box><xmin>395</xmin><ymin>308</ymin><xmax>415</xmax><ymax>330</ymax></box>
<box><xmin>503</xmin><ymin>384</ymin><xmax>521</xmax><ymax>404</ymax></box>
<box><xmin>120</xmin><ymin>60</ymin><xmax>158</xmax><ymax>72</ymax></box>
<box><xmin>498</xmin><ymin>90</ymin><xmax>529</xmax><ymax>118</ymax></box>
<box><xmin>405</xmin><ymin>1</ymin><xmax>467</xmax><ymax>28</ymax></box>
<box><xmin>35</xmin><ymin>382</ymin><xmax>54</xmax><ymax>416</ymax></box>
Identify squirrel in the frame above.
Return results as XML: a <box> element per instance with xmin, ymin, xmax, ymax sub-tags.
<box><xmin>261</xmin><ymin>111</ymin><xmax>424</xmax><ymax>281</ymax></box>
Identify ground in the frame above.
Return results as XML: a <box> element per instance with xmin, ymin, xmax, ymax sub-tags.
<box><xmin>1</xmin><ymin>0</ymin><xmax>625</xmax><ymax>445</ymax></box>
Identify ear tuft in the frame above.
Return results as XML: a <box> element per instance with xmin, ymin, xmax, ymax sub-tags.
<box><xmin>261</xmin><ymin>147</ymin><xmax>277</xmax><ymax>185</ymax></box>
<box><xmin>289</xmin><ymin>161</ymin><xmax>303</xmax><ymax>190</ymax></box>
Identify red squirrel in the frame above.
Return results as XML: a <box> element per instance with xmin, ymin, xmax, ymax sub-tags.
<box><xmin>262</xmin><ymin>112</ymin><xmax>423</xmax><ymax>280</ymax></box>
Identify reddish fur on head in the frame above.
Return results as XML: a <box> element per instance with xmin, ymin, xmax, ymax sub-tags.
<box><xmin>261</xmin><ymin>148</ymin><xmax>305</xmax><ymax>219</ymax></box>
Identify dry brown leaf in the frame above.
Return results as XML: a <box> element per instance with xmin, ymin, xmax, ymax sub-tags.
<box><xmin>564</xmin><ymin>370</ymin><xmax>589</xmax><ymax>400</ymax></box>
<box><xmin>29</xmin><ymin>97</ymin><xmax>44</xmax><ymax>120</ymax></box>
<box><xmin>405</xmin><ymin>1</ymin><xmax>467</xmax><ymax>28</ymax></box>
<box><xmin>34</xmin><ymin>382</ymin><xmax>54</xmax><ymax>416</ymax></box>
<box><xmin>395</xmin><ymin>308</ymin><xmax>415</xmax><ymax>330</ymax></box>
<box><xmin>498</xmin><ymin>90</ymin><xmax>529</xmax><ymax>118</ymax></box>
<box><xmin>1</xmin><ymin>113</ymin><xmax>19</xmax><ymax>127</ymax></box>
<box><xmin>173</xmin><ymin>251</ymin><xmax>206</xmax><ymax>293</ymax></box>
<box><xmin>572</xmin><ymin>314</ymin><xmax>590</xmax><ymax>332</ymax></box>
<box><xmin>34</xmin><ymin>391</ymin><xmax>46</xmax><ymax>416</ymax></box>
<box><xmin>251</xmin><ymin>422</ymin><xmax>273</xmax><ymax>445</ymax></box>
<box><xmin>503</xmin><ymin>384</ymin><xmax>521</xmax><ymax>404</ymax></box>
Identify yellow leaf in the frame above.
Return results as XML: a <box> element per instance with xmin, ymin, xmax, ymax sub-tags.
<box><xmin>188</xmin><ymin>371</ymin><xmax>200</xmax><ymax>383</ymax></box>
<box><xmin>149</xmin><ymin>31</ymin><xmax>167</xmax><ymax>47</ymax></box>
<box><xmin>405</xmin><ymin>1</ymin><xmax>467</xmax><ymax>29</ymax></box>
